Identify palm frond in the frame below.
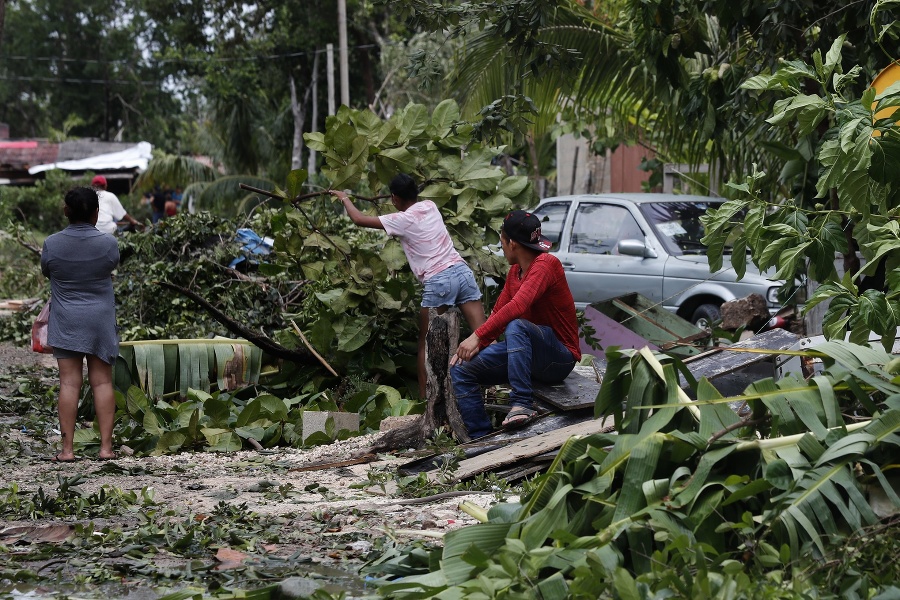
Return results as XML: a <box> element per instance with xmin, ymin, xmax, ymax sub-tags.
<box><xmin>116</xmin><ymin>338</ymin><xmax>263</xmax><ymax>399</ymax></box>
<box><xmin>135</xmin><ymin>154</ymin><xmax>218</xmax><ymax>191</ymax></box>
<box><xmin>195</xmin><ymin>175</ymin><xmax>279</xmax><ymax>216</ymax></box>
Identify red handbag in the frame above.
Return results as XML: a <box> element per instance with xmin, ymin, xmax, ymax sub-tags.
<box><xmin>31</xmin><ymin>299</ymin><xmax>53</xmax><ymax>354</ymax></box>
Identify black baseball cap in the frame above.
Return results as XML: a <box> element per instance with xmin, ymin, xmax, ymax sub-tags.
<box><xmin>502</xmin><ymin>210</ymin><xmax>552</xmax><ymax>252</ymax></box>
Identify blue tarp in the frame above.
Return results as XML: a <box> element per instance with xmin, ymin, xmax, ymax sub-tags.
<box><xmin>228</xmin><ymin>228</ymin><xmax>274</xmax><ymax>269</ymax></box>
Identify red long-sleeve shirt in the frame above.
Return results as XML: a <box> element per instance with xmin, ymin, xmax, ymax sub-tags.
<box><xmin>475</xmin><ymin>253</ymin><xmax>582</xmax><ymax>361</ymax></box>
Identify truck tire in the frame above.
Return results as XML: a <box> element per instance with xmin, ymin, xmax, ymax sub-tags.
<box><xmin>691</xmin><ymin>303</ymin><xmax>721</xmax><ymax>330</ymax></box>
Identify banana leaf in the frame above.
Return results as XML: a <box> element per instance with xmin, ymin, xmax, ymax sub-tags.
<box><xmin>116</xmin><ymin>338</ymin><xmax>263</xmax><ymax>398</ymax></box>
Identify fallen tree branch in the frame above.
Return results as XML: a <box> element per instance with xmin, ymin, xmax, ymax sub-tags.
<box><xmin>393</xmin><ymin>490</ymin><xmax>493</xmax><ymax>505</ymax></box>
<box><xmin>156</xmin><ymin>281</ymin><xmax>318</xmax><ymax>365</ymax></box>
<box><xmin>10</xmin><ymin>232</ymin><xmax>42</xmax><ymax>259</ymax></box>
<box><xmin>288</xmin><ymin>453</ymin><xmax>377</xmax><ymax>472</ymax></box>
<box><xmin>290</xmin><ymin>319</ymin><xmax>339</xmax><ymax>376</ymax></box>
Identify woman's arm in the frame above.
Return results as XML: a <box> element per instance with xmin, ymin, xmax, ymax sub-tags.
<box><xmin>330</xmin><ymin>191</ymin><xmax>384</xmax><ymax>230</ymax></box>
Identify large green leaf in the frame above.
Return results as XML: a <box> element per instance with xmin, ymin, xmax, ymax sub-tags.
<box><xmin>431</xmin><ymin>99</ymin><xmax>460</xmax><ymax>139</ymax></box>
<box><xmin>337</xmin><ymin>318</ymin><xmax>374</xmax><ymax>352</ymax></box>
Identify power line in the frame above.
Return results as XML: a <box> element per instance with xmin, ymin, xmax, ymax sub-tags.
<box><xmin>0</xmin><ymin>43</ymin><xmax>385</xmax><ymax>66</ymax></box>
<box><xmin>0</xmin><ymin>74</ymin><xmax>163</xmax><ymax>86</ymax></box>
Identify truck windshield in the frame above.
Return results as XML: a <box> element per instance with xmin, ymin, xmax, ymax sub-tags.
<box><xmin>639</xmin><ymin>201</ymin><xmax>721</xmax><ymax>256</ymax></box>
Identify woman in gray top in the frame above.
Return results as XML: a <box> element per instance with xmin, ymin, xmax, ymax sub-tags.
<box><xmin>41</xmin><ymin>187</ymin><xmax>120</xmax><ymax>462</ymax></box>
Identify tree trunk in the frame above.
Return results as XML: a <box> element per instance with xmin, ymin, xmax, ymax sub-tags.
<box><xmin>527</xmin><ymin>134</ymin><xmax>546</xmax><ymax>198</ymax></box>
<box><xmin>366</xmin><ymin>309</ymin><xmax>467</xmax><ymax>452</ymax></box>
<box><xmin>0</xmin><ymin>0</ymin><xmax>7</xmax><ymax>53</ymax></box>
<box><xmin>422</xmin><ymin>309</ymin><xmax>468</xmax><ymax>441</ymax></box>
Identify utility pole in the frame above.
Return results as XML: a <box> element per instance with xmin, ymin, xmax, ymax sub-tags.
<box><xmin>308</xmin><ymin>50</ymin><xmax>320</xmax><ymax>175</ymax></box>
<box><xmin>337</xmin><ymin>0</ymin><xmax>349</xmax><ymax>107</ymax></box>
<box><xmin>326</xmin><ymin>43</ymin><xmax>335</xmax><ymax>116</ymax></box>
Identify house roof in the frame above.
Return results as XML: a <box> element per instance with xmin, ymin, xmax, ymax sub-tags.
<box><xmin>56</xmin><ymin>140</ymin><xmax>137</xmax><ymax>162</ymax></box>
<box><xmin>28</xmin><ymin>141</ymin><xmax>152</xmax><ymax>175</ymax></box>
<box><xmin>0</xmin><ymin>140</ymin><xmax>59</xmax><ymax>171</ymax></box>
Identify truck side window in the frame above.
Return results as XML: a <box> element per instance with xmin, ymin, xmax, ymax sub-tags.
<box><xmin>531</xmin><ymin>202</ymin><xmax>569</xmax><ymax>251</ymax></box>
<box><xmin>570</xmin><ymin>204</ymin><xmax>643</xmax><ymax>255</ymax></box>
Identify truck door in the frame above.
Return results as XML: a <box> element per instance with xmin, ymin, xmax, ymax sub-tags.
<box><xmin>560</xmin><ymin>201</ymin><xmax>665</xmax><ymax>306</ymax></box>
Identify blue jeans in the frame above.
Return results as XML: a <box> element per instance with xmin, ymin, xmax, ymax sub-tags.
<box><xmin>451</xmin><ymin>318</ymin><xmax>576</xmax><ymax>438</ymax></box>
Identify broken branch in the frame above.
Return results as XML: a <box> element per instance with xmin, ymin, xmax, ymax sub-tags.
<box><xmin>290</xmin><ymin>319</ymin><xmax>339</xmax><ymax>377</ymax></box>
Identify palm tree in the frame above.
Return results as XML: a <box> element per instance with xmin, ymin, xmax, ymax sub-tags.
<box><xmin>441</xmin><ymin>0</ymin><xmax>882</xmax><ymax>196</ymax></box>
<box><xmin>135</xmin><ymin>154</ymin><xmax>281</xmax><ymax>218</ymax></box>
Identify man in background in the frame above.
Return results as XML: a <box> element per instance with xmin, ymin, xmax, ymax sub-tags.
<box><xmin>91</xmin><ymin>176</ymin><xmax>143</xmax><ymax>235</ymax></box>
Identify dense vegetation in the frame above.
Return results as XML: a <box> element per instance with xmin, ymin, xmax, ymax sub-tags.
<box><xmin>1</xmin><ymin>1</ymin><xmax>898</xmax><ymax>598</ymax></box>
<box><xmin>366</xmin><ymin>345</ymin><xmax>900</xmax><ymax>599</ymax></box>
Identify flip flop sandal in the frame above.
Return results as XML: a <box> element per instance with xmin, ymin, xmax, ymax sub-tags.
<box><xmin>44</xmin><ymin>453</ymin><xmax>79</xmax><ymax>463</ymax></box>
<box><xmin>502</xmin><ymin>407</ymin><xmax>538</xmax><ymax>430</ymax></box>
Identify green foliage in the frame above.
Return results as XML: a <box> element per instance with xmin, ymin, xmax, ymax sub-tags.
<box><xmin>0</xmin><ymin>477</ymin><xmax>155</xmax><ymax>520</ymax></box>
<box><xmin>0</xmin><ymin>232</ymin><xmax>45</xmax><ymax>334</ymax></box>
<box><xmin>114</xmin><ymin>339</ymin><xmax>263</xmax><ymax>399</ymax></box>
<box><xmin>703</xmin><ymin>30</ymin><xmax>900</xmax><ymax>347</ymax></box>
<box><xmin>114</xmin><ymin>210</ymin><xmax>290</xmax><ymax>341</ymax></box>
<box><xmin>246</xmin><ymin>100</ymin><xmax>535</xmax><ymax>388</ymax></box>
<box><xmin>367</xmin><ymin>342</ymin><xmax>900</xmax><ymax>598</ymax></box>
<box><xmin>104</xmin><ymin>385</ymin><xmax>361</xmax><ymax>456</ymax></box>
<box><xmin>0</xmin><ymin>0</ymin><xmax>187</xmax><ymax>148</ymax></box>
<box><xmin>0</xmin><ymin>170</ymin><xmax>92</xmax><ymax>233</ymax></box>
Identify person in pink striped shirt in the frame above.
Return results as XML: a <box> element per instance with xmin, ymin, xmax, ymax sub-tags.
<box><xmin>331</xmin><ymin>173</ymin><xmax>485</xmax><ymax>398</ymax></box>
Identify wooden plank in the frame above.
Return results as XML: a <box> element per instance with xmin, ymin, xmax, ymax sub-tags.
<box><xmin>495</xmin><ymin>462</ymin><xmax>553</xmax><ymax>482</ymax></box>
<box><xmin>440</xmin><ymin>417</ymin><xmax>615</xmax><ymax>483</ymax></box>
<box><xmin>533</xmin><ymin>365</ymin><xmax>603</xmax><ymax>411</ymax></box>
<box><xmin>397</xmin><ymin>412</ymin><xmax>593</xmax><ymax>476</ymax></box>
<box><xmin>680</xmin><ymin>328</ymin><xmax>798</xmax><ymax>384</ymax></box>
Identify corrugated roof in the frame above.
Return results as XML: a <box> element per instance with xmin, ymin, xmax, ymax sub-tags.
<box><xmin>56</xmin><ymin>140</ymin><xmax>137</xmax><ymax>161</ymax></box>
<box><xmin>29</xmin><ymin>141</ymin><xmax>152</xmax><ymax>175</ymax></box>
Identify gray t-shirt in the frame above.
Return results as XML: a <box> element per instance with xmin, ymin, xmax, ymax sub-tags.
<box><xmin>41</xmin><ymin>223</ymin><xmax>120</xmax><ymax>364</ymax></box>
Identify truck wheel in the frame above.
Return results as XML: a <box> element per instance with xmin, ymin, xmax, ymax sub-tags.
<box><xmin>691</xmin><ymin>303</ymin><xmax>721</xmax><ymax>330</ymax></box>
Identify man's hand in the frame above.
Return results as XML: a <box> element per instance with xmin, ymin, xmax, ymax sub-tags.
<box><xmin>451</xmin><ymin>332</ymin><xmax>481</xmax><ymax>365</ymax></box>
<box><xmin>329</xmin><ymin>190</ymin><xmax>350</xmax><ymax>202</ymax></box>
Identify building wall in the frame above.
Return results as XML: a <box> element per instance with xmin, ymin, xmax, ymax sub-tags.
<box><xmin>555</xmin><ymin>133</ymin><xmax>611</xmax><ymax>196</ymax></box>
<box><xmin>609</xmin><ymin>144</ymin><xmax>655</xmax><ymax>193</ymax></box>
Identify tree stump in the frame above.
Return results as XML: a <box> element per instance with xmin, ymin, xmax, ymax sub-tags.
<box><xmin>366</xmin><ymin>308</ymin><xmax>467</xmax><ymax>452</ymax></box>
<box><xmin>422</xmin><ymin>308</ymin><xmax>469</xmax><ymax>442</ymax></box>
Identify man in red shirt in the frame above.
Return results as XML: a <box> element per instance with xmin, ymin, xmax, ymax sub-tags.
<box><xmin>451</xmin><ymin>210</ymin><xmax>581</xmax><ymax>437</ymax></box>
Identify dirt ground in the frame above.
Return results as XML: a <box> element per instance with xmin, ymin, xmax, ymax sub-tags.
<box><xmin>0</xmin><ymin>341</ymin><xmax>502</xmax><ymax>598</ymax></box>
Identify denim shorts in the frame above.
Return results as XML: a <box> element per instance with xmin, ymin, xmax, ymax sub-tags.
<box><xmin>421</xmin><ymin>262</ymin><xmax>482</xmax><ymax>308</ymax></box>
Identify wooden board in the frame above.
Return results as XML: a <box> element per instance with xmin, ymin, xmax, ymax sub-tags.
<box><xmin>439</xmin><ymin>417</ymin><xmax>615</xmax><ymax>483</ymax></box>
<box><xmin>397</xmin><ymin>412</ymin><xmax>592</xmax><ymax>476</ymax></box>
<box><xmin>681</xmin><ymin>328</ymin><xmax>797</xmax><ymax>385</ymax></box>
<box><xmin>494</xmin><ymin>462</ymin><xmax>554</xmax><ymax>482</ymax></box>
<box><xmin>538</xmin><ymin>329</ymin><xmax>797</xmax><ymax>412</ymax></box>
<box><xmin>533</xmin><ymin>365</ymin><xmax>604</xmax><ymax>411</ymax></box>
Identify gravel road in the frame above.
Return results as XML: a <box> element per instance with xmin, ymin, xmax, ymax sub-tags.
<box><xmin>0</xmin><ymin>340</ymin><xmax>500</xmax><ymax>597</ymax></box>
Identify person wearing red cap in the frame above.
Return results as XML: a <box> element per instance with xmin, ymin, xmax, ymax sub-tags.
<box><xmin>91</xmin><ymin>175</ymin><xmax>143</xmax><ymax>235</ymax></box>
<box><xmin>450</xmin><ymin>210</ymin><xmax>581</xmax><ymax>437</ymax></box>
